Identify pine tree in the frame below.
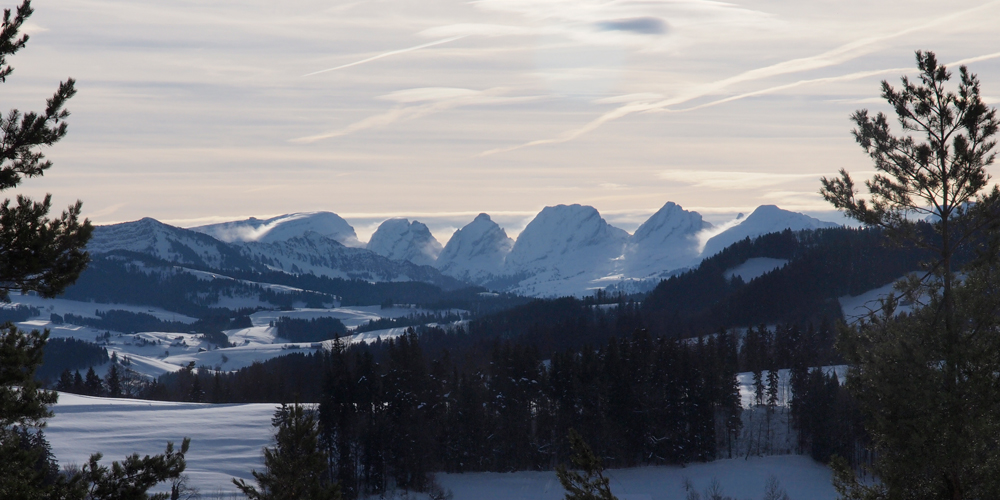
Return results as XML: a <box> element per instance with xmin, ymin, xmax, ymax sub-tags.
<box><xmin>72</xmin><ymin>370</ymin><xmax>84</xmax><ymax>394</ymax></box>
<box><xmin>106</xmin><ymin>363</ymin><xmax>122</xmax><ymax>398</ymax></box>
<box><xmin>57</xmin><ymin>368</ymin><xmax>74</xmax><ymax>392</ymax></box>
<box><xmin>556</xmin><ymin>429</ymin><xmax>619</xmax><ymax>500</ymax></box>
<box><xmin>0</xmin><ymin>3</ymin><xmax>189</xmax><ymax>498</ymax></box>
<box><xmin>84</xmin><ymin>366</ymin><xmax>104</xmax><ymax>396</ymax></box>
<box><xmin>821</xmin><ymin>51</ymin><xmax>1000</xmax><ymax>499</ymax></box>
<box><xmin>234</xmin><ymin>403</ymin><xmax>342</xmax><ymax>500</ymax></box>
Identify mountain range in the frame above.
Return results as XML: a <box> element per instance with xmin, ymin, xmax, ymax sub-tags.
<box><xmin>87</xmin><ymin>204</ymin><xmax>839</xmax><ymax>297</ymax></box>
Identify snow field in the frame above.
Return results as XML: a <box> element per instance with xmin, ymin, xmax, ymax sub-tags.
<box><xmin>48</xmin><ymin>393</ymin><xmax>275</xmax><ymax>494</ymax></box>
<box><xmin>46</xmin><ymin>393</ymin><xmax>837</xmax><ymax>499</ymax></box>
<box><xmin>438</xmin><ymin>455</ymin><xmax>835</xmax><ymax>500</ymax></box>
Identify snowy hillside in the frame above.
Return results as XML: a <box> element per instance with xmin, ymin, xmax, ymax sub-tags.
<box><xmin>238</xmin><ymin>232</ymin><xmax>459</xmax><ymax>287</ymax></box>
<box><xmin>46</xmin><ymin>394</ymin><xmax>837</xmax><ymax>498</ymax></box>
<box><xmin>504</xmin><ymin>204</ymin><xmax>629</xmax><ymax>297</ymax></box>
<box><xmin>10</xmin><ymin>292</ymin><xmax>442</xmax><ymax>379</ymax></box>
<box><xmin>435</xmin><ymin>213</ymin><xmax>514</xmax><ymax>283</ymax></box>
<box><xmin>701</xmin><ymin>205</ymin><xmax>840</xmax><ymax>258</ymax></box>
<box><xmin>624</xmin><ymin>202</ymin><xmax>710</xmax><ymax>279</ymax></box>
<box><xmin>88</xmin><ymin>218</ymin><xmax>256</xmax><ymax>271</ymax></box>
<box><xmin>367</xmin><ymin>219</ymin><xmax>443</xmax><ymax>266</ymax></box>
<box><xmin>191</xmin><ymin>211</ymin><xmax>362</xmax><ymax>247</ymax></box>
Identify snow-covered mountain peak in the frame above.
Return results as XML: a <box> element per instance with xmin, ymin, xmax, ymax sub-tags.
<box><xmin>87</xmin><ymin>218</ymin><xmax>253</xmax><ymax>270</ymax></box>
<box><xmin>191</xmin><ymin>212</ymin><xmax>361</xmax><ymax>247</ymax></box>
<box><xmin>366</xmin><ymin>219</ymin><xmax>443</xmax><ymax>267</ymax></box>
<box><xmin>632</xmin><ymin>202</ymin><xmax>712</xmax><ymax>244</ymax></box>
<box><xmin>625</xmin><ymin>202</ymin><xmax>711</xmax><ymax>278</ymax></box>
<box><xmin>502</xmin><ymin>205</ymin><xmax>629</xmax><ymax>295</ymax></box>
<box><xmin>700</xmin><ymin>205</ymin><xmax>840</xmax><ymax>258</ymax></box>
<box><xmin>435</xmin><ymin>213</ymin><xmax>513</xmax><ymax>282</ymax></box>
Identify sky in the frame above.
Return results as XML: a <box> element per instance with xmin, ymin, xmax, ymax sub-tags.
<box><xmin>7</xmin><ymin>0</ymin><xmax>1000</xmax><ymax>242</ymax></box>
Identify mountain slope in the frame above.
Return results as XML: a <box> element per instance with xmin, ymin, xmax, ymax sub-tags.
<box><xmin>435</xmin><ymin>213</ymin><xmax>513</xmax><ymax>283</ymax></box>
<box><xmin>191</xmin><ymin>212</ymin><xmax>362</xmax><ymax>247</ymax></box>
<box><xmin>504</xmin><ymin>204</ymin><xmax>629</xmax><ymax>296</ymax></box>
<box><xmin>87</xmin><ymin>218</ymin><xmax>259</xmax><ymax>271</ymax></box>
<box><xmin>701</xmin><ymin>205</ymin><xmax>839</xmax><ymax>258</ymax></box>
<box><xmin>239</xmin><ymin>231</ymin><xmax>460</xmax><ymax>288</ymax></box>
<box><xmin>624</xmin><ymin>202</ymin><xmax>711</xmax><ymax>279</ymax></box>
<box><xmin>367</xmin><ymin>219</ymin><xmax>443</xmax><ymax>266</ymax></box>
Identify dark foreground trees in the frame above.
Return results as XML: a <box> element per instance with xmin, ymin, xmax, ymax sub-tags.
<box><xmin>234</xmin><ymin>403</ymin><xmax>342</xmax><ymax>500</ymax></box>
<box><xmin>822</xmin><ymin>51</ymin><xmax>1000</xmax><ymax>499</ymax></box>
<box><xmin>0</xmin><ymin>2</ymin><xmax>190</xmax><ymax>498</ymax></box>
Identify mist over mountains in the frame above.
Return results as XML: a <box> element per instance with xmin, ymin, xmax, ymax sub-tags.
<box><xmin>87</xmin><ymin>203</ymin><xmax>839</xmax><ymax>297</ymax></box>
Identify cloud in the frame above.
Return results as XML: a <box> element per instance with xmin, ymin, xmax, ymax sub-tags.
<box><xmin>378</xmin><ymin>87</ymin><xmax>481</xmax><ymax>103</ymax></box>
<box><xmin>595</xmin><ymin>17</ymin><xmax>667</xmax><ymax>35</ymax></box>
<box><xmin>87</xmin><ymin>202</ymin><xmax>126</xmax><ymax>219</ymax></box>
<box><xmin>479</xmin><ymin>1</ymin><xmax>1000</xmax><ymax>156</ymax></box>
<box><xmin>302</xmin><ymin>36</ymin><xmax>466</xmax><ymax>76</ymax></box>
<box><xmin>419</xmin><ymin>23</ymin><xmax>534</xmax><ymax>38</ymax></box>
<box><xmin>290</xmin><ymin>87</ymin><xmax>541</xmax><ymax>143</ymax></box>
<box><xmin>659</xmin><ymin>170</ymin><xmax>824</xmax><ymax>190</ymax></box>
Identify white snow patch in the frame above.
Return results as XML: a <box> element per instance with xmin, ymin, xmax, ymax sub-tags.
<box><xmin>47</xmin><ymin>393</ymin><xmax>274</xmax><ymax>494</ymax></box>
<box><xmin>725</xmin><ymin>258</ymin><xmax>789</xmax><ymax>282</ymax></box>
<box><xmin>838</xmin><ymin>280</ymin><xmax>917</xmax><ymax>322</ymax></box>
<box><xmin>4</xmin><ymin>294</ymin><xmax>197</xmax><ymax>324</ymax></box>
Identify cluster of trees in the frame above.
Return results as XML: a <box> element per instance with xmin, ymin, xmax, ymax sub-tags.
<box><xmin>352</xmin><ymin>310</ymin><xmax>464</xmax><ymax>334</ymax></box>
<box><xmin>0</xmin><ymin>304</ymin><xmax>39</xmax><ymax>323</ymax></box>
<box><xmin>274</xmin><ymin>316</ymin><xmax>348</xmax><ymax>343</ymax></box>
<box><xmin>55</xmin><ymin>354</ymin><xmax>151</xmax><ymax>399</ymax></box>
<box><xmin>60</xmin><ymin>309</ymin><xmax>191</xmax><ymax>334</ymax></box>
<box><xmin>642</xmin><ymin>226</ymin><xmax>934</xmax><ymax>337</ymax></box>
<box><xmin>315</xmin><ymin>330</ymin><xmax>740</xmax><ymax>498</ymax></box>
<box><xmin>138</xmin><ymin>314</ymin><xmax>850</xmax><ymax>498</ymax></box>
<box><xmin>36</xmin><ymin>337</ymin><xmax>109</xmax><ymax>381</ymax></box>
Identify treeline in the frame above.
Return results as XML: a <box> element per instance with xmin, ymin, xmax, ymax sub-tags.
<box><xmin>642</xmin><ymin>226</ymin><xmax>934</xmax><ymax>337</ymax></box>
<box><xmin>54</xmin><ymin>308</ymin><xmax>251</xmax><ymax>346</ymax></box>
<box><xmin>274</xmin><ymin>316</ymin><xmax>347</xmax><ymax>343</ymax></box>
<box><xmin>352</xmin><ymin>311</ymin><xmax>464</xmax><ymax>334</ymax></box>
<box><xmin>0</xmin><ymin>304</ymin><xmax>40</xmax><ymax>323</ymax></box>
<box><xmin>55</xmin><ymin>355</ymin><xmax>153</xmax><ymax>399</ymax></box>
<box><xmin>57</xmin><ymin>310</ymin><xmax>190</xmax><ymax>334</ymax></box>
<box><xmin>37</xmin><ymin>338</ymin><xmax>110</xmax><ymax>382</ymax></box>
<box><xmin>141</xmin><ymin>319</ymin><xmax>865</xmax><ymax>499</ymax></box>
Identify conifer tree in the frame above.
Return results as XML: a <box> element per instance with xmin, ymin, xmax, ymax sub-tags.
<box><xmin>234</xmin><ymin>403</ymin><xmax>342</xmax><ymax>500</ymax></box>
<box><xmin>821</xmin><ymin>51</ymin><xmax>1000</xmax><ymax>499</ymax></box>
<box><xmin>106</xmin><ymin>363</ymin><xmax>122</xmax><ymax>398</ymax></box>
<box><xmin>84</xmin><ymin>366</ymin><xmax>104</xmax><ymax>396</ymax></box>
<box><xmin>0</xmin><ymin>3</ymin><xmax>190</xmax><ymax>497</ymax></box>
<box><xmin>556</xmin><ymin>429</ymin><xmax>619</xmax><ymax>500</ymax></box>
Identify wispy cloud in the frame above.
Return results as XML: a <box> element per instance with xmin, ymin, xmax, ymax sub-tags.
<box><xmin>291</xmin><ymin>87</ymin><xmax>540</xmax><ymax>143</ymax></box>
<box><xmin>87</xmin><ymin>202</ymin><xmax>126</xmax><ymax>219</ymax></box>
<box><xmin>659</xmin><ymin>170</ymin><xmax>825</xmax><ymax>190</ymax></box>
<box><xmin>302</xmin><ymin>36</ymin><xmax>466</xmax><ymax>76</ymax></box>
<box><xmin>479</xmin><ymin>1</ymin><xmax>1000</xmax><ymax>156</ymax></box>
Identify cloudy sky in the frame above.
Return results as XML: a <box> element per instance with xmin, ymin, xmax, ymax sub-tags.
<box><xmin>8</xmin><ymin>0</ymin><xmax>1000</xmax><ymax>241</ymax></box>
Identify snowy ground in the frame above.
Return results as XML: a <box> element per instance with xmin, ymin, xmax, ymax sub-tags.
<box><xmin>7</xmin><ymin>295</ymin><xmax>455</xmax><ymax>379</ymax></box>
<box><xmin>440</xmin><ymin>456</ymin><xmax>835</xmax><ymax>500</ymax></box>
<box><xmin>5</xmin><ymin>293</ymin><xmax>197</xmax><ymax>324</ymax></box>
<box><xmin>46</xmin><ymin>393</ymin><xmax>836</xmax><ymax>499</ymax></box>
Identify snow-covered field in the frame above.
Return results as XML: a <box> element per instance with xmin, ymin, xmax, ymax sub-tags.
<box><xmin>46</xmin><ymin>393</ymin><xmax>836</xmax><ymax>499</ymax></box>
<box><xmin>6</xmin><ymin>295</ymin><xmax>455</xmax><ymax>379</ymax></box>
